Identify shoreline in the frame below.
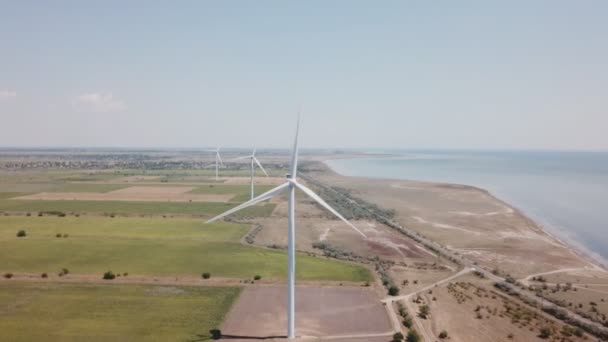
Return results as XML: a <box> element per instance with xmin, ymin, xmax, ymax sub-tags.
<box><xmin>321</xmin><ymin>158</ymin><xmax>608</xmax><ymax>272</ymax></box>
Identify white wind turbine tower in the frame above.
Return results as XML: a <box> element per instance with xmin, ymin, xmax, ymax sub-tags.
<box><xmin>205</xmin><ymin>147</ymin><xmax>224</xmax><ymax>181</ymax></box>
<box><xmin>234</xmin><ymin>147</ymin><xmax>269</xmax><ymax>200</ymax></box>
<box><xmin>206</xmin><ymin>117</ymin><xmax>367</xmax><ymax>339</ymax></box>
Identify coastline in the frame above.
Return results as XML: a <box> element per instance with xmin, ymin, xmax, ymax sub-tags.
<box><xmin>320</xmin><ymin>158</ymin><xmax>607</xmax><ymax>272</ymax></box>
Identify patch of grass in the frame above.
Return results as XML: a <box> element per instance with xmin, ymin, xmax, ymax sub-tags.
<box><xmin>0</xmin><ymin>282</ymin><xmax>240</xmax><ymax>341</ymax></box>
<box><xmin>190</xmin><ymin>184</ymin><xmax>275</xmax><ymax>202</ymax></box>
<box><xmin>47</xmin><ymin>183</ymin><xmax>128</xmax><ymax>193</ymax></box>
<box><xmin>0</xmin><ymin>216</ymin><xmax>372</xmax><ymax>282</ymax></box>
<box><xmin>0</xmin><ymin>199</ymin><xmax>276</xmax><ymax>217</ymax></box>
<box><xmin>0</xmin><ymin>192</ymin><xmax>28</xmax><ymax>199</ymax></box>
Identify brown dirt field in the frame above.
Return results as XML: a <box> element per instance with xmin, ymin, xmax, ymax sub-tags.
<box><xmin>221</xmin><ymin>286</ymin><xmax>392</xmax><ymax>339</ymax></box>
<box><xmin>542</xmin><ymin>269</ymin><xmax>608</xmax><ymax>285</ymax></box>
<box><xmin>389</xmin><ymin>265</ymin><xmax>456</xmax><ymax>294</ymax></box>
<box><xmin>403</xmin><ymin>276</ymin><xmax>589</xmax><ymax>342</ymax></box>
<box><xmin>14</xmin><ymin>186</ymin><xmax>233</xmax><ymax>202</ymax></box>
<box><xmin>222</xmin><ymin>176</ymin><xmax>286</xmax><ymax>185</ymax></box>
<box><xmin>312</xmin><ymin>170</ymin><xmax>592</xmax><ymax>278</ymax></box>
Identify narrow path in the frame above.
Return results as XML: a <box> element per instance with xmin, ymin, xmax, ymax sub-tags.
<box><xmin>520</xmin><ymin>266</ymin><xmax>605</xmax><ymax>286</ymax></box>
<box><xmin>382</xmin><ymin>267</ymin><xmax>474</xmax><ymax>303</ymax></box>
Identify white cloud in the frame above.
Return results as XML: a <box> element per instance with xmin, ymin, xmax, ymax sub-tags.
<box><xmin>0</xmin><ymin>90</ymin><xmax>17</xmax><ymax>100</ymax></box>
<box><xmin>73</xmin><ymin>92</ymin><xmax>126</xmax><ymax>112</ymax></box>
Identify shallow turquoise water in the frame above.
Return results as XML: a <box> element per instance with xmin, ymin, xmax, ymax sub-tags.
<box><xmin>326</xmin><ymin>150</ymin><xmax>608</xmax><ymax>264</ymax></box>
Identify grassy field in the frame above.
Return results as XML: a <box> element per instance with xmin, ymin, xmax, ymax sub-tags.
<box><xmin>0</xmin><ymin>282</ymin><xmax>240</xmax><ymax>341</ymax></box>
<box><xmin>0</xmin><ymin>216</ymin><xmax>372</xmax><ymax>282</ymax></box>
<box><xmin>190</xmin><ymin>184</ymin><xmax>275</xmax><ymax>201</ymax></box>
<box><xmin>46</xmin><ymin>183</ymin><xmax>128</xmax><ymax>193</ymax></box>
<box><xmin>0</xmin><ymin>199</ymin><xmax>276</xmax><ymax>217</ymax></box>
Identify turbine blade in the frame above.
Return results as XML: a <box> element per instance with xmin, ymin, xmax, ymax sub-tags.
<box><xmin>232</xmin><ymin>155</ymin><xmax>253</xmax><ymax>160</ymax></box>
<box><xmin>289</xmin><ymin>114</ymin><xmax>300</xmax><ymax>178</ymax></box>
<box><xmin>294</xmin><ymin>182</ymin><xmax>367</xmax><ymax>238</ymax></box>
<box><xmin>206</xmin><ymin>182</ymin><xmax>289</xmax><ymax>223</ymax></box>
<box><xmin>252</xmin><ymin>147</ymin><xmax>256</xmax><ymax>157</ymax></box>
<box><xmin>254</xmin><ymin>157</ymin><xmax>269</xmax><ymax>177</ymax></box>
<box><xmin>217</xmin><ymin>152</ymin><xmax>224</xmax><ymax>166</ymax></box>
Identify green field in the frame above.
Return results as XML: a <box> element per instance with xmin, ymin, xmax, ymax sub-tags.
<box><xmin>46</xmin><ymin>183</ymin><xmax>128</xmax><ymax>193</ymax></box>
<box><xmin>0</xmin><ymin>282</ymin><xmax>240</xmax><ymax>341</ymax></box>
<box><xmin>0</xmin><ymin>199</ymin><xmax>276</xmax><ymax>217</ymax></box>
<box><xmin>0</xmin><ymin>216</ymin><xmax>372</xmax><ymax>281</ymax></box>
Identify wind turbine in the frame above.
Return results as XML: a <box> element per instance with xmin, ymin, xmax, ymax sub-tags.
<box><xmin>234</xmin><ymin>147</ymin><xmax>269</xmax><ymax>200</ymax></box>
<box><xmin>206</xmin><ymin>147</ymin><xmax>224</xmax><ymax>181</ymax></box>
<box><xmin>206</xmin><ymin>117</ymin><xmax>367</xmax><ymax>339</ymax></box>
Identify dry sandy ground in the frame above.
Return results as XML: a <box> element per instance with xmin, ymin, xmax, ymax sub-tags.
<box><xmin>221</xmin><ymin>285</ymin><xmax>392</xmax><ymax>340</ymax></box>
<box><xmin>403</xmin><ymin>275</ymin><xmax>589</xmax><ymax>342</ymax></box>
<box><xmin>14</xmin><ymin>186</ymin><xmax>233</xmax><ymax>202</ymax></box>
<box><xmin>311</xmin><ymin>169</ymin><xmax>594</xmax><ymax>278</ymax></box>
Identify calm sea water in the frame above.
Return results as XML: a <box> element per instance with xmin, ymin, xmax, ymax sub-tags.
<box><xmin>326</xmin><ymin>151</ymin><xmax>608</xmax><ymax>265</ymax></box>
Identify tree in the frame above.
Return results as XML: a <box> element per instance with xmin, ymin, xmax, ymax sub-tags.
<box><xmin>388</xmin><ymin>286</ymin><xmax>400</xmax><ymax>296</ymax></box>
<box><xmin>202</xmin><ymin>272</ymin><xmax>211</xmax><ymax>279</ymax></box>
<box><xmin>391</xmin><ymin>332</ymin><xmax>404</xmax><ymax>342</ymax></box>
<box><xmin>439</xmin><ymin>330</ymin><xmax>448</xmax><ymax>339</ymax></box>
<box><xmin>103</xmin><ymin>271</ymin><xmax>116</xmax><ymax>280</ymax></box>
<box><xmin>254</xmin><ymin>275</ymin><xmax>261</xmax><ymax>281</ymax></box>
<box><xmin>16</xmin><ymin>230</ymin><xmax>26</xmax><ymax>237</ymax></box>
<box><xmin>406</xmin><ymin>330</ymin><xmax>420</xmax><ymax>342</ymax></box>
<box><xmin>419</xmin><ymin>304</ymin><xmax>430</xmax><ymax>319</ymax></box>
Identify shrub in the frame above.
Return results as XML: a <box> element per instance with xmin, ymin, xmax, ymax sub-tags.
<box><xmin>539</xmin><ymin>327</ymin><xmax>552</xmax><ymax>339</ymax></box>
<box><xmin>103</xmin><ymin>271</ymin><xmax>116</xmax><ymax>280</ymax></box>
<box><xmin>56</xmin><ymin>233</ymin><xmax>62</xmax><ymax>238</ymax></box>
<box><xmin>209</xmin><ymin>329</ymin><xmax>221</xmax><ymax>340</ymax></box>
<box><xmin>63</xmin><ymin>234</ymin><xmax>68</xmax><ymax>238</ymax></box>
<box><xmin>439</xmin><ymin>330</ymin><xmax>448</xmax><ymax>339</ymax></box>
<box><xmin>58</xmin><ymin>268</ymin><xmax>69</xmax><ymax>276</ymax></box>
<box><xmin>419</xmin><ymin>304</ymin><xmax>430</xmax><ymax>319</ymax></box>
<box><xmin>388</xmin><ymin>286</ymin><xmax>400</xmax><ymax>296</ymax></box>
<box><xmin>392</xmin><ymin>332</ymin><xmax>404</xmax><ymax>342</ymax></box>
<box><xmin>123</xmin><ymin>272</ymin><xmax>128</xmax><ymax>277</ymax></box>
<box><xmin>406</xmin><ymin>329</ymin><xmax>420</xmax><ymax>342</ymax></box>
<box><xmin>253</xmin><ymin>275</ymin><xmax>262</xmax><ymax>281</ymax></box>
<box><xmin>3</xmin><ymin>273</ymin><xmax>13</xmax><ymax>279</ymax></box>
<box><xmin>202</xmin><ymin>272</ymin><xmax>211</xmax><ymax>279</ymax></box>
<box><xmin>16</xmin><ymin>230</ymin><xmax>26</xmax><ymax>237</ymax></box>
<box><xmin>41</xmin><ymin>273</ymin><xmax>48</xmax><ymax>278</ymax></box>
<box><xmin>26</xmin><ymin>212</ymin><xmax>31</xmax><ymax>216</ymax></box>
<box><xmin>403</xmin><ymin>316</ymin><xmax>413</xmax><ymax>328</ymax></box>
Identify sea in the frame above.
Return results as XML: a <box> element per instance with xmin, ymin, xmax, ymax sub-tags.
<box><xmin>325</xmin><ymin>150</ymin><xmax>608</xmax><ymax>266</ymax></box>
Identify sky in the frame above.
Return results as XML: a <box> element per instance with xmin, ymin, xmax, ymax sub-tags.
<box><xmin>1</xmin><ymin>1</ymin><xmax>607</xmax><ymax>150</ymax></box>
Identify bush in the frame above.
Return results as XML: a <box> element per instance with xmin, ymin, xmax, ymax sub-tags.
<box><xmin>209</xmin><ymin>329</ymin><xmax>221</xmax><ymax>340</ymax></box>
<box><xmin>419</xmin><ymin>304</ymin><xmax>430</xmax><ymax>319</ymax></box>
<box><xmin>3</xmin><ymin>273</ymin><xmax>13</xmax><ymax>279</ymax></box>
<box><xmin>439</xmin><ymin>330</ymin><xmax>448</xmax><ymax>339</ymax></box>
<box><xmin>403</xmin><ymin>316</ymin><xmax>413</xmax><ymax>328</ymax></box>
<box><xmin>391</xmin><ymin>332</ymin><xmax>404</xmax><ymax>342</ymax></box>
<box><xmin>41</xmin><ymin>273</ymin><xmax>48</xmax><ymax>278</ymax></box>
<box><xmin>539</xmin><ymin>327</ymin><xmax>552</xmax><ymax>339</ymax></box>
<box><xmin>16</xmin><ymin>230</ymin><xmax>26</xmax><ymax>237</ymax></box>
<box><xmin>254</xmin><ymin>275</ymin><xmax>261</xmax><ymax>281</ymax></box>
<box><xmin>202</xmin><ymin>272</ymin><xmax>211</xmax><ymax>279</ymax></box>
<box><xmin>123</xmin><ymin>272</ymin><xmax>128</xmax><ymax>277</ymax></box>
<box><xmin>388</xmin><ymin>286</ymin><xmax>400</xmax><ymax>296</ymax></box>
<box><xmin>103</xmin><ymin>271</ymin><xmax>116</xmax><ymax>280</ymax></box>
<box><xmin>58</xmin><ymin>268</ymin><xmax>69</xmax><ymax>276</ymax></box>
<box><xmin>56</xmin><ymin>233</ymin><xmax>62</xmax><ymax>238</ymax></box>
<box><xmin>406</xmin><ymin>329</ymin><xmax>420</xmax><ymax>342</ymax></box>
<box><xmin>63</xmin><ymin>234</ymin><xmax>68</xmax><ymax>238</ymax></box>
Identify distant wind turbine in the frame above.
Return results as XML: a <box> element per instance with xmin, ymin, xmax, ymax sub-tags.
<box><xmin>233</xmin><ymin>147</ymin><xmax>269</xmax><ymax>200</ymax></box>
<box><xmin>205</xmin><ymin>147</ymin><xmax>224</xmax><ymax>181</ymax></box>
<box><xmin>206</xmin><ymin>116</ymin><xmax>367</xmax><ymax>340</ymax></box>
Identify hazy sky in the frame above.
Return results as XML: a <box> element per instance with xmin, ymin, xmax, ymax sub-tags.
<box><xmin>1</xmin><ymin>1</ymin><xmax>607</xmax><ymax>150</ymax></box>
